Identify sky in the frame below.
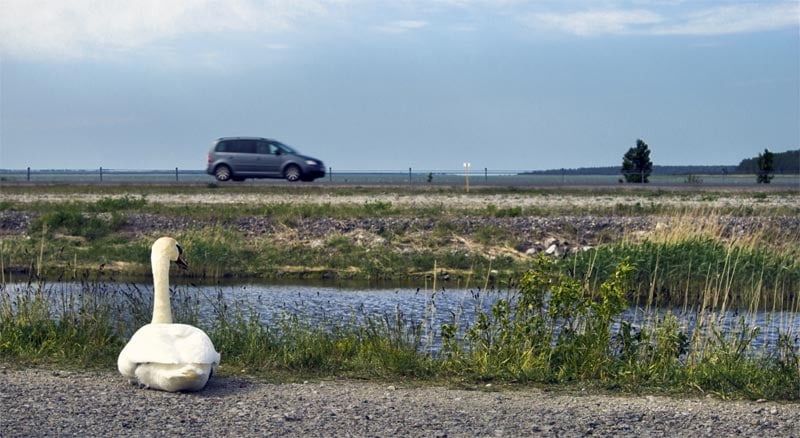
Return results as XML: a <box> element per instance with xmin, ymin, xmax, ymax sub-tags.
<box><xmin>0</xmin><ymin>0</ymin><xmax>798</xmax><ymax>172</ymax></box>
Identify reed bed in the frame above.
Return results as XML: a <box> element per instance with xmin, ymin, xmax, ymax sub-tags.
<box><xmin>2</xmin><ymin>252</ymin><xmax>798</xmax><ymax>400</ymax></box>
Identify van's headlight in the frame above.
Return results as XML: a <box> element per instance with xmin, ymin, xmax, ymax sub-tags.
<box><xmin>305</xmin><ymin>160</ymin><xmax>318</xmax><ymax>165</ymax></box>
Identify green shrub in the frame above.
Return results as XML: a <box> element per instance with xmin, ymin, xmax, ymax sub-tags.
<box><xmin>91</xmin><ymin>196</ymin><xmax>147</xmax><ymax>212</ymax></box>
<box><xmin>30</xmin><ymin>208</ymin><xmax>125</xmax><ymax>241</ymax></box>
<box><xmin>450</xmin><ymin>256</ymin><xmax>634</xmax><ymax>382</ymax></box>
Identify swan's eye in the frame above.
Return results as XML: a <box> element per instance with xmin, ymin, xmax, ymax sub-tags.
<box><xmin>176</xmin><ymin>244</ymin><xmax>183</xmax><ymax>255</ymax></box>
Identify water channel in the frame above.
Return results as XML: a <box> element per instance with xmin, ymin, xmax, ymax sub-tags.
<box><xmin>5</xmin><ymin>280</ymin><xmax>800</xmax><ymax>354</ymax></box>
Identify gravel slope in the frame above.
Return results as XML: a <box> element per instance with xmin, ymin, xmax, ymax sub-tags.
<box><xmin>2</xmin><ymin>368</ymin><xmax>798</xmax><ymax>437</ymax></box>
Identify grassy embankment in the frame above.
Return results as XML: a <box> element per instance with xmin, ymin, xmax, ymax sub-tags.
<box><xmin>1</xmin><ymin>185</ymin><xmax>799</xmax><ymax>399</ymax></box>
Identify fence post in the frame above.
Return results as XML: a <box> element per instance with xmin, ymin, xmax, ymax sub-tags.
<box><xmin>27</xmin><ymin>167</ymin><xmax>30</xmax><ymax>181</ymax></box>
<box><xmin>100</xmin><ymin>167</ymin><xmax>103</xmax><ymax>182</ymax></box>
<box><xmin>175</xmin><ymin>167</ymin><xmax>179</xmax><ymax>182</ymax></box>
<box><xmin>329</xmin><ymin>167</ymin><xmax>332</xmax><ymax>182</ymax></box>
<box><xmin>485</xmin><ymin>167</ymin><xmax>488</xmax><ymax>182</ymax></box>
<box><xmin>409</xmin><ymin>167</ymin><xmax>412</xmax><ymax>185</ymax></box>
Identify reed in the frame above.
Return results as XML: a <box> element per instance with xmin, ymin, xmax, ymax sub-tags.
<box><xmin>2</xmin><ymin>260</ymin><xmax>799</xmax><ymax>399</ymax></box>
<box><xmin>0</xmin><ymin>278</ymin><xmax>126</xmax><ymax>366</ymax></box>
<box><xmin>568</xmin><ymin>208</ymin><xmax>799</xmax><ymax>310</ymax></box>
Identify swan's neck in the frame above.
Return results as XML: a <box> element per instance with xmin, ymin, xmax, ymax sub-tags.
<box><xmin>151</xmin><ymin>254</ymin><xmax>173</xmax><ymax>324</ymax></box>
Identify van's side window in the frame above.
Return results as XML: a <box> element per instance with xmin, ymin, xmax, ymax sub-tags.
<box><xmin>238</xmin><ymin>140</ymin><xmax>257</xmax><ymax>154</ymax></box>
<box><xmin>256</xmin><ymin>141</ymin><xmax>272</xmax><ymax>155</ymax></box>
<box><xmin>228</xmin><ymin>140</ymin><xmax>244</xmax><ymax>153</ymax></box>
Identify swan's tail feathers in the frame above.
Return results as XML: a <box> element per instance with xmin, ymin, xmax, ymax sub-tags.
<box><xmin>179</xmin><ymin>367</ymin><xmax>200</xmax><ymax>379</ymax></box>
<box><xmin>134</xmin><ymin>363</ymin><xmax>214</xmax><ymax>392</ymax></box>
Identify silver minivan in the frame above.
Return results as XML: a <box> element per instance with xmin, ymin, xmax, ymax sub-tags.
<box><xmin>206</xmin><ymin>137</ymin><xmax>325</xmax><ymax>182</ymax></box>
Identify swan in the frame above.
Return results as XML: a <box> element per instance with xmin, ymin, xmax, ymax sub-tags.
<box><xmin>117</xmin><ymin>237</ymin><xmax>220</xmax><ymax>392</ymax></box>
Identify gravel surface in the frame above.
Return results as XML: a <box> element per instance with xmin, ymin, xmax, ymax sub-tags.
<box><xmin>2</xmin><ymin>191</ymin><xmax>799</xmax><ymax>210</ymax></box>
<box><xmin>2</xmin><ymin>367</ymin><xmax>799</xmax><ymax>437</ymax></box>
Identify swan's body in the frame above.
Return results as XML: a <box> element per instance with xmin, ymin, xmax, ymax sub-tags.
<box><xmin>118</xmin><ymin>237</ymin><xmax>220</xmax><ymax>392</ymax></box>
<box><xmin>118</xmin><ymin>323</ymin><xmax>219</xmax><ymax>392</ymax></box>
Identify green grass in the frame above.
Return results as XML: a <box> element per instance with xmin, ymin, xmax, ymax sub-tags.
<box><xmin>568</xmin><ymin>238</ymin><xmax>800</xmax><ymax>310</ymax></box>
<box><xmin>2</xmin><ymin>184</ymin><xmax>799</xmax><ymax>398</ymax></box>
<box><xmin>1</xmin><ymin>186</ymin><xmax>797</xmax><ymax>285</ymax></box>
<box><xmin>3</xmin><ymin>257</ymin><xmax>799</xmax><ymax>399</ymax></box>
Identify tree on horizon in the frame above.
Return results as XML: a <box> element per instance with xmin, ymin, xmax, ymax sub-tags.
<box><xmin>621</xmin><ymin>139</ymin><xmax>653</xmax><ymax>183</ymax></box>
<box><xmin>756</xmin><ymin>148</ymin><xmax>774</xmax><ymax>183</ymax></box>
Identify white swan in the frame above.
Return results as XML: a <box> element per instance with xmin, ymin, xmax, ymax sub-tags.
<box><xmin>118</xmin><ymin>237</ymin><xmax>220</xmax><ymax>392</ymax></box>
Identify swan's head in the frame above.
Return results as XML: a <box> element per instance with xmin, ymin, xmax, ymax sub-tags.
<box><xmin>152</xmin><ymin>237</ymin><xmax>189</xmax><ymax>270</ymax></box>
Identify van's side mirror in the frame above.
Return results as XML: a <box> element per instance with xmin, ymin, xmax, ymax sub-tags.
<box><xmin>275</xmin><ymin>149</ymin><xmax>282</xmax><ymax>155</ymax></box>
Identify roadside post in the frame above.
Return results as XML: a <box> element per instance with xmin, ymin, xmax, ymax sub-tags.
<box><xmin>463</xmin><ymin>162</ymin><xmax>471</xmax><ymax>193</ymax></box>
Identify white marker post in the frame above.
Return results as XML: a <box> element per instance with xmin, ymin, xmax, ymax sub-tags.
<box><xmin>463</xmin><ymin>162</ymin><xmax>471</xmax><ymax>193</ymax></box>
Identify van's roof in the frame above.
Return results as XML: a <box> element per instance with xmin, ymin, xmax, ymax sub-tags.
<box><xmin>215</xmin><ymin>137</ymin><xmax>271</xmax><ymax>141</ymax></box>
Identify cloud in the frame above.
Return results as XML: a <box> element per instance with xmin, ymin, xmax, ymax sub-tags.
<box><xmin>373</xmin><ymin>20</ymin><xmax>429</xmax><ymax>34</ymax></box>
<box><xmin>0</xmin><ymin>0</ymin><xmax>338</xmax><ymax>60</ymax></box>
<box><xmin>530</xmin><ymin>9</ymin><xmax>663</xmax><ymax>36</ymax></box>
<box><xmin>652</xmin><ymin>3</ymin><xmax>800</xmax><ymax>36</ymax></box>
<box><xmin>527</xmin><ymin>2</ymin><xmax>799</xmax><ymax>37</ymax></box>
<box><xmin>1</xmin><ymin>0</ymin><xmax>797</xmax><ymax>61</ymax></box>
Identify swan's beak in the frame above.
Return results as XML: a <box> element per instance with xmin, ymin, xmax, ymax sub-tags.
<box><xmin>176</xmin><ymin>254</ymin><xmax>189</xmax><ymax>270</ymax></box>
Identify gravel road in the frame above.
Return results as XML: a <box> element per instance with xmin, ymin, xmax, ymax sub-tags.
<box><xmin>2</xmin><ymin>367</ymin><xmax>798</xmax><ymax>437</ymax></box>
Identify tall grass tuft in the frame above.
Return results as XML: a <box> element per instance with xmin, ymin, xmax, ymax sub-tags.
<box><xmin>441</xmin><ymin>255</ymin><xmax>633</xmax><ymax>382</ymax></box>
<box><xmin>568</xmin><ymin>208</ymin><xmax>799</xmax><ymax>311</ymax></box>
<box><xmin>0</xmin><ymin>278</ymin><xmax>126</xmax><ymax>366</ymax></box>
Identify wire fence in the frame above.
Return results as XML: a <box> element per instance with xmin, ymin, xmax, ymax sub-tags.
<box><xmin>1</xmin><ymin>167</ymin><xmax>799</xmax><ymax>187</ymax></box>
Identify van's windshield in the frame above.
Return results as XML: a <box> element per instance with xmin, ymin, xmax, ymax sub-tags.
<box><xmin>275</xmin><ymin>142</ymin><xmax>296</xmax><ymax>154</ymax></box>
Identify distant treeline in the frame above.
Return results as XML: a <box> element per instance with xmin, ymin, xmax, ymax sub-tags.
<box><xmin>524</xmin><ymin>149</ymin><xmax>799</xmax><ymax>176</ymax></box>
<box><xmin>737</xmin><ymin>149</ymin><xmax>799</xmax><ymax>174</ymax></box>
<box><xmin>523</xmin><ymin>165</ymin><xmax>738</xmax><ymax>176</ymax></box>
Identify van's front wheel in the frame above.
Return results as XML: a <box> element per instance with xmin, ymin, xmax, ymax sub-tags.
<box><xmin>284</xmin><ymin>165</ymin><xmax>301</xmax><ymax>182</ymax></box>
<box><xmin>214</xmin><ymin>165</ymin><xmax>232</xmax><ymax>182</ymax></box>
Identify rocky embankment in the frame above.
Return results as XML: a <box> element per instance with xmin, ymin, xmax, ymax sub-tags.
<box><xmin>2</xmin><ymin>210</ymin><xmax>798</xmax><ymax>258</ymax></box>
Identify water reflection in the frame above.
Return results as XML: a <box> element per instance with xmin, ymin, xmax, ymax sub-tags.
<box><xmin>200</xmin><ymin>282</ymin><xmax>800</xmax><ymax>354</ymax></box>
<box><xmin>212</xmin><ymin>283</ymin><xmax>504</xmax><ymax>352</ymax></box>
<box><xmin>4</xmin><ymin>280</ymin><xmax>800</xmax><ymax>354</ymax></box>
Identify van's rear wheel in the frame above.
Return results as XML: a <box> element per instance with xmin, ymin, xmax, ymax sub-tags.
<box><xmin>214</xmin><ymin>165</ymin><xmax>232</xmax><ymax>182</ymax></box>
<box><xmin>284</xmin><ymin>165</ymin><xmax>301</xmax><ymax>182</ymax></box>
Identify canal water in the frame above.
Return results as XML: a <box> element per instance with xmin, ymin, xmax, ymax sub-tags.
<box><xmin>4</xmin><ymin>281</ymin><xmax>799</xmax><ymax>354</ymax></box>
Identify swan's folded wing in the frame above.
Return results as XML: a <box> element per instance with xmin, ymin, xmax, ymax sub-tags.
<box><xmin>118</xmin><ymin>323</ymin><xmax>220</xmax><ymax>367</ymax></box>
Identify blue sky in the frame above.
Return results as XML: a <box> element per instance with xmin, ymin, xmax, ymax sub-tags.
<box><xmin>1</xmin><ymin>0</ymin><xmax>798</xmax><ymax>171</ymax></box>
